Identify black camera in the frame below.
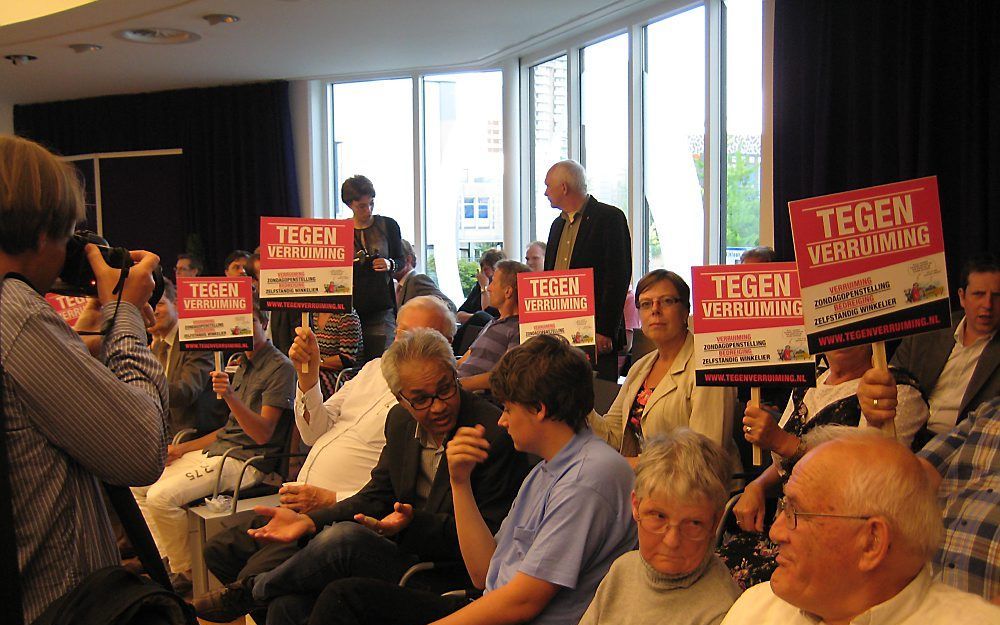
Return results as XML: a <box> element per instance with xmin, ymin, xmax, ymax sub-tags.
<box><xmin>353</xmin><ymin>247</ymin><xmax>381</xmax><ymax>268</ymax></box>
<box><xmin>49</xmin><ymin>230</ymin><xmax>165</xmax><ymax>308</ymax></box>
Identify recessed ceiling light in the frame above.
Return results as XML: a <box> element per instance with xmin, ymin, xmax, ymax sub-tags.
<box><xmin>203</xmin><ymin>14</ymin><xmax>239</xmax><ymax>26</ymax></box>
<box><xmin>4</xmin><ymin>54</ymin><xmax>37</xmax><ymax>65</ymax></box>
<box><xmin>114</xmin><ymin>28</ymin><xmax>201</xmax><ymax>44</ymax></box>
<box><xmin>68</xmin><ymin>43</ymin><xmax>102</xmax><ymax>53</ymax></box>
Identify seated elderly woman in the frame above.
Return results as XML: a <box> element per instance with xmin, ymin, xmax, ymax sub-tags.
<box><xmin>720</xmin><ymin>343</ymin><xmax>929</xmax><ymax>588</ymax></box>
<box><xmin>591</xmin><ymin>270</ymin><xmax>740</xmax><ymax>473</ymax></box>
<box><xmin>580</xmin><ymin>428</ymin><xmax>742</xmax><ymax>625</ymax></box>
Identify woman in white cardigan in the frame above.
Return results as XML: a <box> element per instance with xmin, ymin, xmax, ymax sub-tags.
<box><xmin>593</xmin><ymin>270</ymin><xmax>739</xmax><ymax>470</ymax></box>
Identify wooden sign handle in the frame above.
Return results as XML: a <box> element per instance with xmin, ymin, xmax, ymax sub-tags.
<box><xmin>214</xmin><ymin>351</ymin><xmax>223</xmax><ymax>400</ymax></box>
<box><xmin>750</xmin><ymin>387</ymin><xmax>763</xmax><ymax>466</ymax></box>
<box><xmin>301</xmin><ymin>312</ymin><xmax>311</xmax><ymax>374</ymax></box>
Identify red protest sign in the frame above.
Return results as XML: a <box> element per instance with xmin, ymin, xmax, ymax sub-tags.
<box><xmin>692</xmin><ymin>263</ymin><xmax>815</xmax><ymax>387</ymax></box>
<box><xmin>45</xmin><ymin>293</ymin><xmax>90</xmax><ymax>327</ymax></box>
<box><xmin>518</xmin><ymin>269</ymin><xmax>597</xmax><ymax>363</ymax></box>
<box><xmin>789</xmin><ymin>176</ymin><xmax>951</xmax><ymax>352</ymax></box>
<box><xmin>258</xmin><ymin>217</ymin><xmax>354</xmax><ymax>312</ymax></box>
<box><xmin>176</xmin><ymin>277</ymin><xmax>254</xmax><ymax>351</ymax></box>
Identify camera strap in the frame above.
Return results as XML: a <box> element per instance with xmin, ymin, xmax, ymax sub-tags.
<box><xmin>77</xmin><ymin>253</ymin><xmax>131</xmax><ymax>337</ymax></box>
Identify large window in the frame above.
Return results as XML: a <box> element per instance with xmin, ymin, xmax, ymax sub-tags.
<box><xmin>331</xmin><ymin>79</ymin><xmax>414</xmax><ymax>238</ymax></box>
<box><xmin>424</xmin><ymin>71</ymin><xmax>504</xmax><ymax>304</ymax></box>
<box><xmin>581</xmin><ymin>34</ymin><xmax>630</xmax><ymax>215</ymax></box>
<box><xmin>644</xmin><ymin>6</ymin><xmax>706</xmax><ymax>272</ymax></box>
<box><xmin>529</xmin><ymin>56</ymin><xmax>568</xmax><ymax>243</ymax></box>
<box><xmin>324</xmin><ymin>0</ymin><xmax>766</xmax><ymax>302</ymax></box>
<box><xmin>724</xmin><ymin>0</ymin><xmax>763</xmax><ymax>262</ymax></box>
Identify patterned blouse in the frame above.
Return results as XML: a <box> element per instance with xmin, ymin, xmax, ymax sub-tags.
<box><xmin>717</xmin><ymin>367</ymin><xmax>922</xmax><ymax>589</ymax></box>
<box><xmin>314</xmin><ymin>311</ymin><xmax>363</xmax><ymax>398</ymax></box>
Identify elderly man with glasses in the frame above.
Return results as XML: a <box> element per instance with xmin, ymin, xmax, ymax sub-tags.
<box><xmin>721</xmin><ymin>429</ymin><xmax>999</xmax><ymax>624</ymax></box>
<box><xmin>200</xmin><ymin>328</ymin><xmax>530</xmax><ymax>625</ymax></box>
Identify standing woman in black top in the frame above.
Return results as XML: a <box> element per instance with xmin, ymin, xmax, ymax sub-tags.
<box><xmin>342</xmin><ymin>175</ymin><xmax>404</xmax><ymax>360</ymax></box>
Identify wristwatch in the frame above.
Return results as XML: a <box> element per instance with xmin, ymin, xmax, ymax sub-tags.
<box><xmin>779</xmin><ymin>437</ymin><xmax>808</xmax><ymax>475</ymax></box>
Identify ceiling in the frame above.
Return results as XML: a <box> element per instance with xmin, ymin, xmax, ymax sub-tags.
<box><xmin>0</xmin><ymin>0</ymin><xmax>632</xmax><ymax>106</ymax></box>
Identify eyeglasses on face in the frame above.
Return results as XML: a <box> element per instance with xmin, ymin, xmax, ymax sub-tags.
<box><xmin>775</xmin><ymin>496</ymin><xmax>871</xmax><ymax>530</ymax></box>
<box><xmin>637</xmin><ymin>510</ymin><xmax>711</xmax><ymax>541</ymax></box>
<box><xmin>637</xmin><ymin>296</ymin><xmax>684</xmax><ymax>311</ymax></box>
<box><xmin>400</xmin><ymin>376</ymin><xmax>459</xmax><ymax>410</ymax></box>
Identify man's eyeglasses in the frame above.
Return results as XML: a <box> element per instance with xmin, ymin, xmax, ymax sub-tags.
<box><xmin>637</xmin><ymin>296</ymin><xmax>685</xmax><ymax>311</ymax></box>
<box><xmin>776</xmin><ymin>497</ymin><xmax>870</xmax><ymax>530</ymax></box>
<box><xmin>637</xmin><ymin>511</ymin><xmax>711</xmax><ymax>541</ymax></box>
<box><xmin>399</xmin><ymin>376</ymin><xmax>459</xmax><ymax>410</ymax></box>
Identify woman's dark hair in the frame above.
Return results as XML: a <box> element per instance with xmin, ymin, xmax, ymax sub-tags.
<box><xmin>490</xmin><ymin>334</ymin><xmax>593</xmax><ymax>432</ymax></box>
<box><xmin>635</xmin><ymin>269</ymin><xmax>691</xmax><ymax>311</ymax></box>
<box><xmin>341</xmin><ymin>175</ymin><xmax>376</xmax><ymax>205</ymax></box>
<box><xmin>224</xmin><ymin>249</ymin><xmax>251</xmax><ymax>269</ymax></box>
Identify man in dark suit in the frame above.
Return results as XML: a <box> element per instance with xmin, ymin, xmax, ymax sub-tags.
<box><xmin>889</xmin><ymin>254</ymin><xmax>1000</xmax><ymax>446</ymax></box>
<box><xmin>148</xmin><ymin>277</ymin><xmax>222</xmax><ymax>439</ymax></box>
<box><xmin>542</xmin><ymin>159</ymin><xmax>631</xmax><ymax>379</ymax></box>
<box><xmin>193</xmin><ymin>328</ymin><xmax>529</xmax><ymax>624</ymax></box>
<box><xmin>393</xmin><ymin>239</ymin><xmax>457</xmax><ymax>314</ymax></box>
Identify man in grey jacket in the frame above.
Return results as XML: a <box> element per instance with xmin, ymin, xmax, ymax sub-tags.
<box><xmin>890</xmin><ymin>254</ymin><xmax>1000</xmax><ymax>444</ymax></box>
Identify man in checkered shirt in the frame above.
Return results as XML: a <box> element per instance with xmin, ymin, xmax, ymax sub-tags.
<box><xmin>860</xmin><ymin>367</ymin><xmax>1000</xmax><ymax>604</ymax></box>
<box><xmin>915</xmin><ymin>396</ymin><xmax>1000</xmax><ymax>603</ymax></box>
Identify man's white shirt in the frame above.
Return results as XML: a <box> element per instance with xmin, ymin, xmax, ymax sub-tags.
<box><xmin>721</xmin><ymin>568</ymin><xmax>1000</xmax><ymax>625</ymax></box>
<box><xmin>293</xmin><ymin>358</ymin><xmax>396</xmax><ymax>499</ymax></box>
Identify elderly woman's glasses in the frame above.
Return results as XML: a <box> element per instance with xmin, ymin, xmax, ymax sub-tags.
<box><xmin>637</xmin><ymin>296</ymin><xmax>684</xmax><ymax>311</ymax></box>
<box><xmin>400</xmin><ymin>376</ymin><xmax>459</xmax><ymax>410</ymax></box>
<box><xmin>637</xmin><ymin>511</ymin><xmax>711</xmax><ymax>541</ymax></box>
<box><xmin>776</xmin><ymin>497</ymin><xmax>870</xmax><ymax>530</ymax></box>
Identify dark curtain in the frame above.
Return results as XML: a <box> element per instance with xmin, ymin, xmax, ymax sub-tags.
<box><xmin>772</xmin><ymin>0</ymin><xmax>1000</xmax><ymax>287</ymax></box>
<box><xmin>13</xmin><ymin>81</ymin><xmax>300</xmax><ymax>273</ymax></box>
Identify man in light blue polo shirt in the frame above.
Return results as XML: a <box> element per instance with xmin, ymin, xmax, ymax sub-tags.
<box><xmin>305</xmin><ymin>333</ymin><xmax>637</xmax><ymax>625</ymax></box>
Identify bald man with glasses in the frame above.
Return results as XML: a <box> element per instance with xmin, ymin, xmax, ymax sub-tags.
<box><xmin>721</xmin><ymin>429</ymin><xmax>999</xmax><ymax>624</ymax></box>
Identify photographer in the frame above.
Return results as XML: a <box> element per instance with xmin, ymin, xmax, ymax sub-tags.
<box><xmin>343</xmin><ymin>175</ymin><xmax>404</xmax><ymax>360</ymax></box>
<box><xmin>0</xmin><ymin>135</ymin><xmax>169</xmax><ymax>623</ymax></box>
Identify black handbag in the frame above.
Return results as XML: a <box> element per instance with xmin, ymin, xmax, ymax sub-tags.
<box><xmin>0</xmin><ymin>274</ymin><xmax>196</xmax><ymax>625</ymax></box>
<box><xmin>29</xmin><ymin>566</ymin><xmax>194</xmax><ymax>625</ymax></box>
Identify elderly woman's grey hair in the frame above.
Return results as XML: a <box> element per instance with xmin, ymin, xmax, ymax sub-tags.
<box><xmin>398</xmin><ymin>295</ymin><xmax>456</xmax><ymax>341</ymax></box>
<box><xmin>634</xmin><ymin>428</ymin><xmax>731</xmax><ymax>510</ymax></box>
<box><xmin>381</xmin><ymin>327</ymin><xmax>457</xmax><ymax>394</ymax></box>
<box><xmin>551</xmin><ymin>159</ymin><xmax>588</xmax><ymax>195</ymax></box>
<box><xmin>801</xmin><ymin>426</ymin><xmax>944</xmax><ymax>562</ymax></box>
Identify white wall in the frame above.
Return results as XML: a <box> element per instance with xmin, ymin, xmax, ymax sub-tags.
<box><xmin>0</xmin><ymin>102</ymin><xmax>13</xmax><ymax>135</ymax></box>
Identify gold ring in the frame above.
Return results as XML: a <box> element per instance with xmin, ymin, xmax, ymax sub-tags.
<box><xmin>873</xmin><ymin>398</ymin><xmax>879</xmax><ymax>408</ymax></box>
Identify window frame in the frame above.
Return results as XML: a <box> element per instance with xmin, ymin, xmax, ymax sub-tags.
<box><xmin>317</xmin><ymin>0</ymin><xmax>771</xmax><ymax>286</ymax></box>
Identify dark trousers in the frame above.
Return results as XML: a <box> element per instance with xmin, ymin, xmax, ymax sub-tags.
<box><xmin>595</xmin><ymin>351</ymin><xmax>619</xmax><ymax>381</ymax></box>
<box><xmin>307</xmin><ymin>578</ymin><xmax>470</xmax><ymax>625</ymax></box>
<box><xmin>253</xmin><ymin>522</ymin><xmax>420</xmax><ymax>625</ymax></box>
<box><xmin>358</xmin><ymin>308</ymin><xmax>395</xmax><ymax>362</ymax></box>
<box><xmin>203</xmin><ymin>514</ymin><xmax>300</xmax><ymax>584</ymax></box>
